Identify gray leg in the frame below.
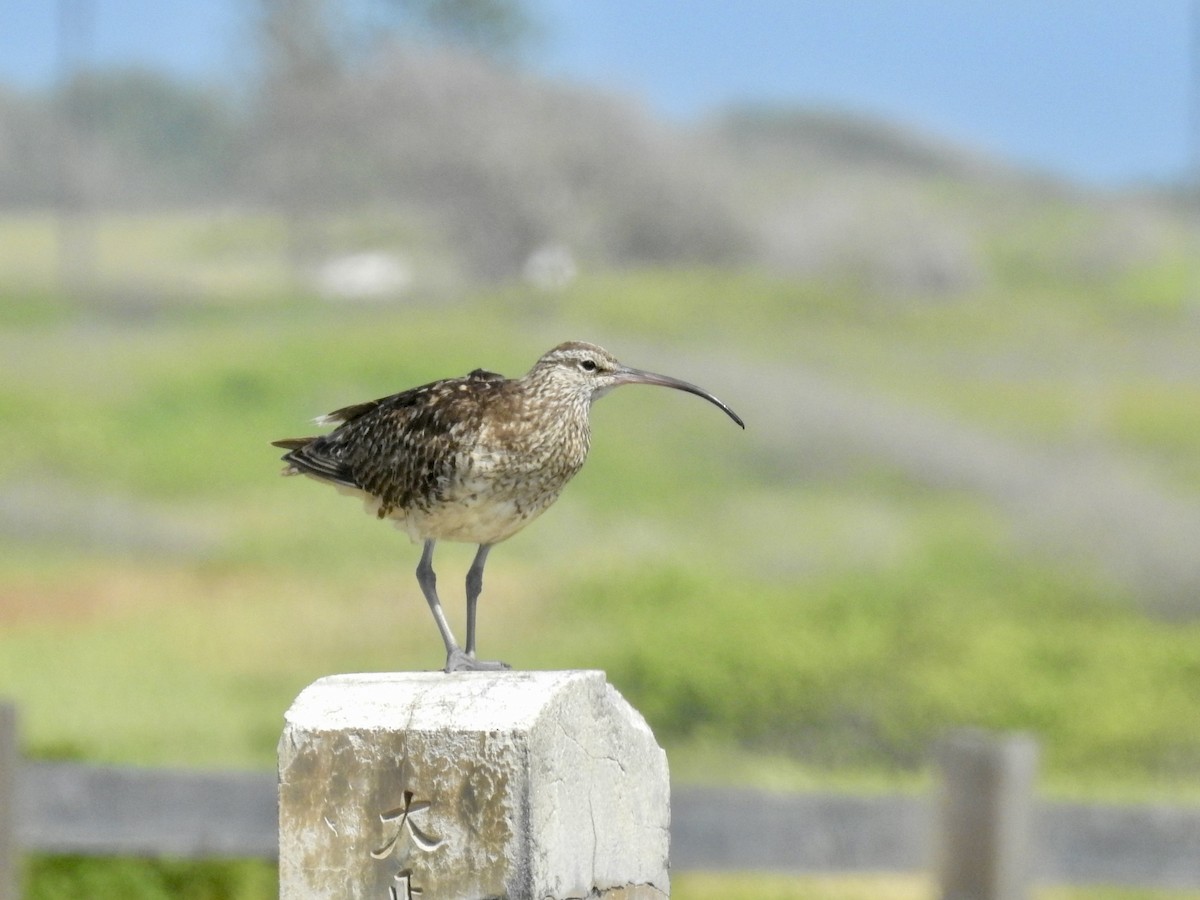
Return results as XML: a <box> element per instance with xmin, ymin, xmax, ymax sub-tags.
<box><xmin>415</xmin><ymin>540</ymin><xmax>461</xmax><ymax>660</ymax></box>
<box><xmin>465</xmin><ymin>544</ymin><xmax>492</xmax><ymax>656</ymax></box>
<box><xmin>416</xmin><ymin>540</ymin><xmax>508</xmax><ymax>673</ymax></box>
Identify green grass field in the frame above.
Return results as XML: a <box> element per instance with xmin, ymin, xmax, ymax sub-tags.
<box><xmin>2</xmin><ymin>211</ymin><xmax>1200</xmax><ymax>897</ymax></box>
<box><xmin>20</xmin><ymin>861</ymin><xmax>1200</xmax><ymax>900</ymax></box>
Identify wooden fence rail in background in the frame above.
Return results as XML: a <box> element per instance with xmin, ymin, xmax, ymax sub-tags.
<box><xmin>2</xmin><ymin>701</ymin><xmax>1200</xmax><ymax>899</ymax></box>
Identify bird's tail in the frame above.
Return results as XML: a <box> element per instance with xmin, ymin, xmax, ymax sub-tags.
<box><xmin>271</xmin><ymin>437</ymin><xmax>314</xmax><ymax>451</ymax></box>
<box><xmin>271</xmin><ymin>437</ymin><xmax>315</xmax><ymax>476</ymax></box>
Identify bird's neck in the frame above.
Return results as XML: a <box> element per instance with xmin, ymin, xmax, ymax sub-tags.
<box><xmin>512</xmin><ymin>372</ymin><xmax>593</xmax><ymax>469</ymax></box>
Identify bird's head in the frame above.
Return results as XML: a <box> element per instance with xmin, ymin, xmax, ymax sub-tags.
<box><xmin>530</xmin><ymin>341</ymin><xmax>745</xmax><ymax>428</ymax></box>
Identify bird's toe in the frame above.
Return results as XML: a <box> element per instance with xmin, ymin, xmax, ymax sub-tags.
<box><xmin>444</xmin><ymin>649</ymin><xmax>511</xmax><ymax>673</ymax></box>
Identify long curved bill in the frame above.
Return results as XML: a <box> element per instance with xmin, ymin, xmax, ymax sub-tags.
<box><xmin>614</xmin><ymin>366</ymin><xmax>745</xmax><ymax>429</ymax></box>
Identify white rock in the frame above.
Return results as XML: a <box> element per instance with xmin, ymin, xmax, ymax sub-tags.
<box><xmin>313</xmin><ymin>252</ymin><xmax>412</xmax><ymax>300</ymax></box>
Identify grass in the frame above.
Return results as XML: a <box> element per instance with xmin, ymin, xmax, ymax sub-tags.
<box><xmin>674</xmin><ymin>873</ymin><xmax>1200</xmax><ymax>900</ymax></box>
<box><xmin>0</xmin><ymin>267</ymin><xmax>1197</xmax><ymax>783</ymax></box>
<box><xmin>1</xmin><ymin>212</ymin><xmax>1199</xmax><ymax>897</ymax></box>
<box><xmin>21</xmin><ymin>863</ymin><xmax>1200</xmax><ymax>900</ymax></box>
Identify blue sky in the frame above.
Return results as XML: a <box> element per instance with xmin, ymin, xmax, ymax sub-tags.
<box><xmin>1</xmin><ymin>1</ymin><xmax>1195</xmax><ymax>185</ymax></box>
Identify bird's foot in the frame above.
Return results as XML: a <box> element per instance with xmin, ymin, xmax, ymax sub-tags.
<box><xmin>444</xmin><ymin>648</ymin><xmax>511</xmax><ymax>673</ymax></box>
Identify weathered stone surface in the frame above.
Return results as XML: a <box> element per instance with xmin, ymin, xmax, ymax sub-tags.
<box><xmin>279</xmin><ymin>670</ymin><xmax>669</xmax><ymax>900</ymax></box>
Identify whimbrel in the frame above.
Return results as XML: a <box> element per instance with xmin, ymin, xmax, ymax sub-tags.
<box><xmin>273</xmin><ymin>341</ymin><xmax>744</xmax><ymax>672</ymax></box>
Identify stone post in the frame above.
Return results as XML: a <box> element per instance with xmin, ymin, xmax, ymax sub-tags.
<box><xmin>279</xmin><ymin>671</ymin><xmax>670</xmax><ymax>900</ymax></box>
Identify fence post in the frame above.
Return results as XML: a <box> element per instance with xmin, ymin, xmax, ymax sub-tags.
<box><xmin>935</xmin><ymin>729</ymin><xmax>1039</xmax><ymax>900</ymax></box>
<box><xmin>0</xmin><ymin>702</ymin><xmax>18</xmax><ymax>900</ymax></box>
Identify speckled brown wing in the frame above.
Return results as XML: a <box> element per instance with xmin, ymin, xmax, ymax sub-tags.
<box><xmin>273</xmin><ymin>369</ymin><xmax>511</xmax><ymax>517</ymax></box>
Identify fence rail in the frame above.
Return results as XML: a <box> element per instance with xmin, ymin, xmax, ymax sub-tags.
<box><xmin>3</xmin><ymin>702</ymin><xmax>1200</xmax><ymax>897</ymax></box>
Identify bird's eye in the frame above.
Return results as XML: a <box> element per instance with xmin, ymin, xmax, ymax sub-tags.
<box><xmin>580</xmin><ymin>359</ymin><xmax>598</xmax><ymax>372</ymax></box>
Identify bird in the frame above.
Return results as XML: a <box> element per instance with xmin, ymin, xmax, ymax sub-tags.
<box><xmin>272</xmin><ymin>340</ymin><xmax>744</xmax><ymax>673</ymax></box>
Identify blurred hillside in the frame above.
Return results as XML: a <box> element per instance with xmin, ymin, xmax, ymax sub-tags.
<box><xmin>1</xmin><ymin>46</ymin><xmax>1194</xmax><ymax>295</ymax></box>
<box><xmin>2</xmin><ymin>27</ymin><xmax>1200</xmax><ymax>789</ymax></box>
<box><xmin>4</xmin><ymin>14</ymin><xmax>1200</xmax><ymax>899</ymax></box>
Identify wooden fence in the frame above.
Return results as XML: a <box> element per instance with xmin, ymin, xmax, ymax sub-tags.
<box><xmin>2</xmin><ymin>702</ymin><xmax>1199</xmax><ymax>898</ymax></box>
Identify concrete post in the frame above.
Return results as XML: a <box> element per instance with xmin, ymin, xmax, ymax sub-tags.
<box><xmin>279</xmin><ymin>671</ymin><xmax>670</xmax><ymax>900</ymax></box>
